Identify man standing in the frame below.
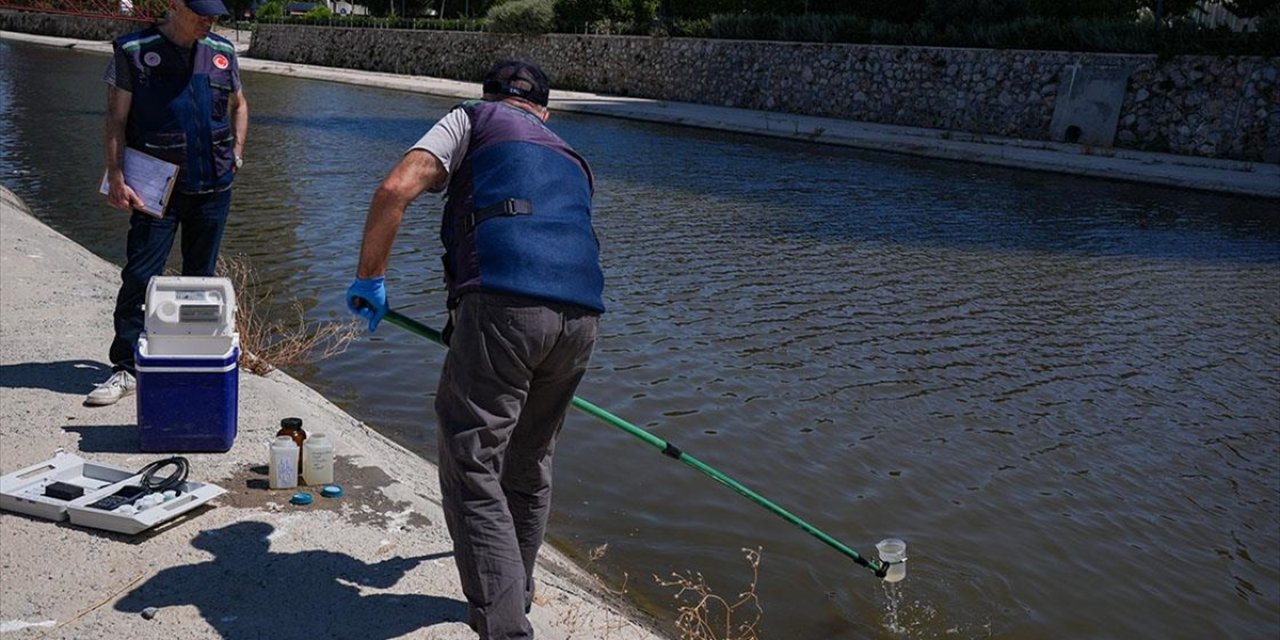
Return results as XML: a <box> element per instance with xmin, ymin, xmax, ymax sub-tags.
<box><xmin>346</xmin><ymin>61</ymin><xmax>604</xmax><ymax>639</ymax></box>
<box><xmin>88</xmin><ymin>0</ymin><xmax>249</xmax><ymax>405</ymax></box>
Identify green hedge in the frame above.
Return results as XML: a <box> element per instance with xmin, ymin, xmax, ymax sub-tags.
<box><xmin>259</xmin><ymin>15</ymin><xmax>486</xmax><ymax>30</ymax></box>
<box><xmin>487</xmin><ymin>0</ymin><xmax>555</xmax><ymax>34</ymax></box>
<box><xmin>706</xmin><ymin>13</ymin><xmax>1278</xmax><ymax>55</ymax></box>
<box><xmin>257</xmin><ymin>11</ymin><xmax>1279</xmax><ymax>55</ymax></box>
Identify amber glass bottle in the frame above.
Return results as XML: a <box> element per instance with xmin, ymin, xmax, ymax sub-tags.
<box><xmin>276</xmin><ymin>417</ymin><xmax>307</xmax><ymax>472</ymax></box>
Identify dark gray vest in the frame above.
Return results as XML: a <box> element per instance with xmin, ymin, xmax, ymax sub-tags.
<box><xmin>441</xmin><ymin>101</ymin><xmax>604</xmax><ymax>312</ymax></box>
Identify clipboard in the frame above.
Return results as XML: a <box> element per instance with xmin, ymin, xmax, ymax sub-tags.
<box><xmin>99</xmin><ymin>148</ymin><xmax>179</xmax><ymax>218</ymax></box>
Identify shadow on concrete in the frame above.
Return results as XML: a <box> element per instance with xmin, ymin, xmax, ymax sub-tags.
<box><xmin>0</xmin><ymin>359</ymin><xmax>110</xmax><ymax>394</ymax></box>
<box><xmin>115</xmin><ymin>521</ymin><xmax>464</xmax><ymax>639</ymax></box>
<box><xmin>62</xmin><ymin>425</ymin><xmax>138</xmax><ymax>453</ymax></box>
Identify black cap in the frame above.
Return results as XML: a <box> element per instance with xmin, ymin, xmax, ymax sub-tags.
<box><xmin>280</xmin><ymin>417</ymin><xmax>303</xmax><ymax>429</ymax></box>
<box><xmin>482</xmin><ymin>60</ymin><xmax>551</xmax><ymax>107</ymax></box>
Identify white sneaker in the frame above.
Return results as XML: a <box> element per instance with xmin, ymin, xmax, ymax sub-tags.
<box><xmin>85</xmin><ymin>370</ymin><xmax>136</xmax><ymax>406</ymax></box>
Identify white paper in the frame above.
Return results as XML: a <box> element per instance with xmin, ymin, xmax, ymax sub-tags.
<box><xmin>99</xmin><ymin>148</ymin><xmax>179</xmax><ymax>218</ymax></box>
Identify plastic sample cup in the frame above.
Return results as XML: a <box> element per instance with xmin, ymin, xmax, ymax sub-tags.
<box><xmin>876</xmin><ymin>538</ymin><xmax>908</xmax><ymax>583</ymax></box>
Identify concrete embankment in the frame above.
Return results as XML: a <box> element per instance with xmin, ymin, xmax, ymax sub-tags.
<box><xmin>2</xmin><ymin>28</ymin><xmax>1278</xmax><ymax>199</ymax></box>
<box><xmin>0</xmin><ymin>186</ymin><xmax>664</xmax><ymax>637</ymax></box>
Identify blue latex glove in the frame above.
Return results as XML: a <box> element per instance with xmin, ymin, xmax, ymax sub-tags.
<box><xmin>346</xmin><ymin>276</ymin><xmax>388</xmax><ymax>332</ymax></box>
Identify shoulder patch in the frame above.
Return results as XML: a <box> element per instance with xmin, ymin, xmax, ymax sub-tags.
<box><xmin>119</xmin><ymin>33</ymin><xmax>163</xmax><ymax>52</ymax></box>
<box><xmin>199</xmin><ymin>37</ymin><xmax>236</xmax><ymax>55</ymax></box>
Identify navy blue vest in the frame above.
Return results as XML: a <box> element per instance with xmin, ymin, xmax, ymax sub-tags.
<box><xmin>441</xmin><ymin>101</ymin><xmax>605</xmax><ymax>312</ymax></box>
<box><xmin>114</xmin><ymin>27</ymin><xmax>237</xmax><ymax>194</ymax></box>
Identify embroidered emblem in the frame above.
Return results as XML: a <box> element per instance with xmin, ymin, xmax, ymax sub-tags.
<box><xmin>143</xmin><ymin>52</ymin><xmax>161</xmax><ymax>67</ymax></box>
<box><xmin>212</xmin><ymin>54</ymin><xmax>229</xmax><ymax>70</ymax></box>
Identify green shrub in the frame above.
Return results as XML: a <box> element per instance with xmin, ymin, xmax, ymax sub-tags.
<box><xmin>702</xmin><ymin>11</ymin><xmax>1276</xmax><ymax>53</ymax></box>
<box><xmin>304</xmin><ymin>4</ymin><xmax>333</xmax><ymax>18</ymax></box>
<box><xmin>667</xmin><ymin>18</ymin><xmax>712</xmax><ymax>37</ymax></box>
<box><xmin>555</xmin><ymin>0</ymin><xmax>658</xmax><ymax>34</ymax></box>
<box><xmin>255</xmin><ymin>2</ymin><xmax>1278</xmax><ymax>54</ymax></box>
<box><xmin>667</xmin><ymin>0</ymin><xmax>774</xmax><ymax>19</ymax></box>
<box><xmin>629</xmin><ymin>0</ymin><xmax>661</xmax><ymax>25</ymax></box>
<box><xmin>810</xmin><ymin>0</ymin><xmax>929</xmax><ymax>22</ymax></box>
<box><xmin>1025</xmin><ymin>0</ymin><xmax>1140</xmax><ymax>20</ymax></box>
<box><xmin>486</xmin><ymin>0</ymin><xmax>555</xmax><ymax>33</ymax></box>
<box><xmin>1258</xmin><ymin>4</ymin><xmax>1280</xmax><ymax>34</ymax></box>
<box><xmin>555</xmin><ymin>0</ymin><xmax>626</xmax><ymax>24</ymax></box>
<box><xmin>709</xmin><ymin>13</ymin><xmax>778</xmax><ymax>40</ymax></box>
<box><xmin>924</xmin><ymin>0</ymin><xmax>1026</xmax><ymax>25</ymax></box>
<box><xmin>781</xmin><ymin>14</ymin><xmax>875</xmax><ymax>42</ymax></box>
<box><xmin>257</xmin><ymin>0</ymin><xmax>283</xmax><ymax>18</ymax></box>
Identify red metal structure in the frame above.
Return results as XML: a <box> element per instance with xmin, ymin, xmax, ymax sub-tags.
<box><xmin>0</xmin><ymin>0</ymin><xmax>169</xmax><ymax>21</ymax></box>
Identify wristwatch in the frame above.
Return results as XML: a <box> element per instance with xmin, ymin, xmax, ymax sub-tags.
<box><xmin>234</xmin><ymin>155</ymin><xmax>244</xmax><ymax>170</ymax></box>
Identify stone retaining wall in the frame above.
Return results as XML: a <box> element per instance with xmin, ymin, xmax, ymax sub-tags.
<box><xmin>1</xmin><ymin>9</ymin><xmax>142</xmax><ymax>42</ymax></box>
<box><xmin>245</xmin><ymin>24</ymin><xmax>1278</xmax><ymax>163</ymax></box>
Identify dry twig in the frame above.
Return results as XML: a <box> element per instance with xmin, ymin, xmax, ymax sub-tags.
<box><xmin>216</xmin><ymin>254</ymin><xmax>359</xmax><ymax>375</ymax></box>
<box><xmin>655</xmin><ymin>547</ymin><xmax>763</xmax><ymax>640</ymax></box>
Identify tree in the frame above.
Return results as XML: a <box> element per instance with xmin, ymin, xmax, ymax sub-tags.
<box><xmin>1223</xmin><ymin>0</ymin><xmax>1280</xmax><ymax>18</ymax></box>
<box><xmin>224</xmin><ymin>0</ymin><xmax>252</xmax><ymax>19</ymax></box>
<box><xmin>1138</xmin><ymin>0</ymin><xmax>1205</xmax><ymax>21</ymax></box>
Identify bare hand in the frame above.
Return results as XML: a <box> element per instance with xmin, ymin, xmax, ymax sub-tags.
<box><xmin>108</xmin><ymin>181</ymin><xmax>146</xmax><ymax>211</ymax></box>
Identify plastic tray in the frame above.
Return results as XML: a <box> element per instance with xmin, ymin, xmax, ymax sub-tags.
<box><xmin>0</xmin><ymin>451</ymin><xmax>225</xmax><ymax>535</ymax></box>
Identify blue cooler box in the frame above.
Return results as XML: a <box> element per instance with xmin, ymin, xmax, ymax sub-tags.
<box><xmin>135</xmin><ymin>276</ymin><xmax>239</xmax><ymax>453</ymax></box>
<box><xmin>135</xmin><ymin>336</ymin><xmax>240</xmax><ymax>453</ymax></box>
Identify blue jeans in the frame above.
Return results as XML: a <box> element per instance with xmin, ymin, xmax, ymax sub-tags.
<box><xmin>109</xmin><ymin>189</ymin><xmax>232</xmax><ymax>372</ymax></box>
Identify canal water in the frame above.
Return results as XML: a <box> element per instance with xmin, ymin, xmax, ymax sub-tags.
<box><xmin>3</xmin><ymin>39</ymin><xmax>1278</xmax><ymax>639</ymax></box>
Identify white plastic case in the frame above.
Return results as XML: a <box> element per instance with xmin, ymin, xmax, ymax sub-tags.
<box><xmin>0</xmin><ymin>451</ymin><xmax>226</xmax><ymax>534</ymax></box>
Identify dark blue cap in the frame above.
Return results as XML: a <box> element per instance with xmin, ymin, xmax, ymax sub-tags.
<box><xmin>184</xmin><ymin>0</ymin><xmax>229</xmax><ymax>16</ymax></box>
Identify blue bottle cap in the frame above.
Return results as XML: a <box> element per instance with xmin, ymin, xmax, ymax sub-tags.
<box><xmin>321</xmin><ymin>484</ymin><xmax>343</xmax><ymax>498</ymax></box>
<box><xmin>290</xmin><ymin>492</ymin><xmax>313</xmax><ymax>506</ymax></box>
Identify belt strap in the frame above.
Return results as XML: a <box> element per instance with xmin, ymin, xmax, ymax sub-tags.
<box><xmin>466</xmin><ymin>198</ymin><xmax>533</xmax><ymax>232</ymax></box>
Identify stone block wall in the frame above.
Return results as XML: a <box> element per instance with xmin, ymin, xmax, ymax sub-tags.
<box><xmin>1</xmin><ymin>9</ymin><xmax>141</xmax><ymax>42</ymax></box>
<box><xmin>4</xmin><ymin>11</ymin><xmax>1274</xmax><ymax>163</ymax></box>
<box><xmin>248</xmin><ymin>25</ymin><xmax>1278</xmax><ymax>163</ymax></box>
<box><xmin>1120</xmin><ymin>57</ymin><xmax>1278</xmax><ymax>161</ymax></box>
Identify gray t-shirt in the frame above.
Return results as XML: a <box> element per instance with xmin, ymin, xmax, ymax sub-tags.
<box><xmin>411</xmin><ymin>108</ymin><xmax>470</xmax><ymax>193</ymax></box>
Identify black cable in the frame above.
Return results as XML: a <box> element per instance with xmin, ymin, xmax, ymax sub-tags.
<box><xmin>136</xmin><ymin>457</ymin><xmax>189</xmax><ymax>495</ymax></box>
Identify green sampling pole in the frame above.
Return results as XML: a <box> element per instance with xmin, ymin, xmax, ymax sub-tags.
<box><xmin>379</xmin><ymin>308</ymin><xmax>887</xmax><ymax>578</ymax></box>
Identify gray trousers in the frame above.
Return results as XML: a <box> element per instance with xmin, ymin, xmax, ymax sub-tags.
<box><xmin>434</xmin><ymin>292</ymin><xmax>599</xmax><ymax>640</ymax></box>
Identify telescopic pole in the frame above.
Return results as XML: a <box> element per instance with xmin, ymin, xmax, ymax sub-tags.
<box><xmin>377</xmin><ymin>307</ymin><xmax>888</xmax><ymax>578</ymax></box>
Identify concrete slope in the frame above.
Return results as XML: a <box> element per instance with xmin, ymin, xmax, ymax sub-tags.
<box><xmin>0</xmin><ymin>186</ymin><xmax>664</xmax><ymax>639</ymax></box>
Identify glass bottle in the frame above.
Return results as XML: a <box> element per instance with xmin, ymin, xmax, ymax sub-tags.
<box><xmin>276</xmin><ymin>417</ymin><xmax>307</xmax><ymax>472</ymax></box>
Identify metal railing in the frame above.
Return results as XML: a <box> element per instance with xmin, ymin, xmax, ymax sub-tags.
<box><xmin>0</xmin><ymin>0</ymin><xmax>166</xmax><ymax>21</ymax></box>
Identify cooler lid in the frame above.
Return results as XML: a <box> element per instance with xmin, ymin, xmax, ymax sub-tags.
<box><xmin>144</xmin><ymin>276</ymin><xmax>236</xmax><ymax>337</ymax></box>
